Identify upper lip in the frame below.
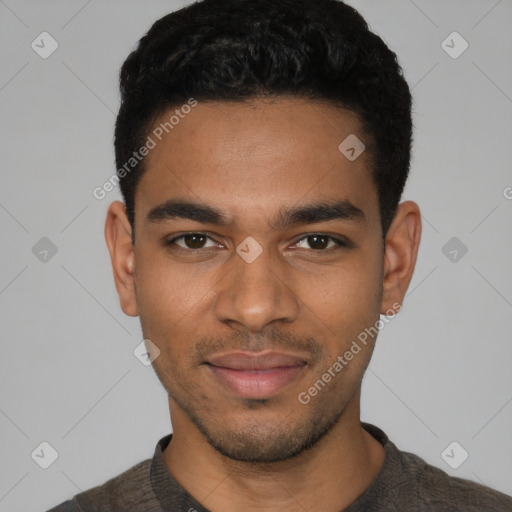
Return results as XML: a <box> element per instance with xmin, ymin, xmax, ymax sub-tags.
<box><xmin>206</xmin><ymin>351</ymin><xmax>307</xmax><ymax>371</ymax></box>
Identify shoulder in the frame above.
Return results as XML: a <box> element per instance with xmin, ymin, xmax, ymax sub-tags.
<box><xmin>45</xmin><ymin>499</ymin><xmax>81</xmax><ymax>512</ymax></box>
<box><xmin>397</xmin><ymin>447</ymin><xmax>512</xmax><ymax>511</ymax></box>
<box><xmin>360</xmin><ymin>423</ymin><xmax>512</xmax><ymax>512</ymax></box>
<box><xmin>46</xmin><ymin>459</ymin><xmax>157</xmax><ymax>512</ymax></box>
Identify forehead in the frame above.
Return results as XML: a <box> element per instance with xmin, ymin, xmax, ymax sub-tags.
<box><xmin>135</xmin><ymin>97</ymin><xmax>379</xmax><ymax>229</ymax></box>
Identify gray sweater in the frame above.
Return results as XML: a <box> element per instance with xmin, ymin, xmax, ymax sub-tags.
<box><xmin>46</xmin><ymin>423</ymin><xmax>512</xmax><ymax>511</ymax></box>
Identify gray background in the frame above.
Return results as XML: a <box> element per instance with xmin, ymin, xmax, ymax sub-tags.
<box><xmin>0</xmin><ymin>0</ymin><xmax>511</xmax><ymax>510</ymax></box>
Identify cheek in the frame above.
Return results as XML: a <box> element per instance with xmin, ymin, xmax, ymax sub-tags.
<box><xmin>134</xmin><ymin>250</ymin><xmax>213</xmax><ymax>347</ymax></box>
<box><xmin>302</xmin><ymin>249</ymin><xmax>382</xmax><ymax>358</ymax></box>
<box><xmin>309</xmin><ymin>253</ymin><xmax>381</xmax><ymax>321</ymax></box>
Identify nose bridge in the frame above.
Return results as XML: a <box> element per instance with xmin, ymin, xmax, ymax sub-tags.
<box><xmin>213</xmin><ymin>240</ymin><xmax>299</xmax><ymax>331</ymax></box>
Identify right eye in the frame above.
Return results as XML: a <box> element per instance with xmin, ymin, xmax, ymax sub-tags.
<box><xmin>165</xmin><ymin>233</ymin><xmax>220</xmax><ymax>251</ymax></box>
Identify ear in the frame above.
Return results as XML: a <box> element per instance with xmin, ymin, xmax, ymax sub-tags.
<box><xmin>381</xmin><ymin>201</ymin><xmax>422</xmax><ymax>315</ymax></box>
<box><xmin>104</xmin><ymin>201</ymin><xmax>138</xmax><ymax>317</ymax></box>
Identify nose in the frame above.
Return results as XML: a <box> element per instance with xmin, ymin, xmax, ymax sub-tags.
<box><xmin>212</xmin><ymin>243</ymin><xmax>300</xmax><ymax>332</ymax></box>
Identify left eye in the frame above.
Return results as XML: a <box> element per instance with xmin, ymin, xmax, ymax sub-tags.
<box><xmin>293</xmin><ymin>235</ymin><xmax>346</xmax><ymax>250</ymax></box>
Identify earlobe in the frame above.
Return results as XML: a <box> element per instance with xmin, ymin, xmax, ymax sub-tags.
<box><xmin>105</xmin><ymin>201</ymin><xmax>139</xmax><ymax>317</ymax></box>
<box><xmin>381</xmin><ymin>201</ymin><xmax>422</xmax><ymax>315</ymax></box>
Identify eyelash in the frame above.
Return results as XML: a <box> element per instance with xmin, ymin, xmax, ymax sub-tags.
<box><xmin>164</xmin><ymin>232</ymin><xmax>349</xmax><ymax>253</ymax></box>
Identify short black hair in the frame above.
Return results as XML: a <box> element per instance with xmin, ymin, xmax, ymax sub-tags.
<box><xmin>115</xmin><ymin>0</ymin><xmax>412</xmax><ymax>237</ymax></box>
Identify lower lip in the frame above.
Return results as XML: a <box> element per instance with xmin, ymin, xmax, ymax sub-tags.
<box><xmin>207</xmin><ymin>365</ymin><xmax>305</xmax><ymax>399</ymax></box>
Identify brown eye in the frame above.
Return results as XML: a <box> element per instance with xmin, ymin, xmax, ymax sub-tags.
<box><xmin>181</xmin><ymin>234</ymin><xmax>207</xmax><ymax>249</ymax></box>
<box><xmin>166</xmin><ymin>233</ymin><xmax>217</xmax><ymax>250</ymax></box>
<box><xmin>293</xmin><ymin>234</ymin><xmax>347</xmax><ymax>251</ymax></box>
<box><xmin>306</xmin><ymin>235</ymin><xmax>329</xmax><ymax>250</ymax></box>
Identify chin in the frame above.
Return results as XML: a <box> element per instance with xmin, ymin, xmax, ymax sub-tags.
<box><xmin>191</xmin><ymin>406</ymin><xmax>345</xmax><ymax>463</ymax></box>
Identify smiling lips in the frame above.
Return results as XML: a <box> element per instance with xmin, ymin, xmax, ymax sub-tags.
<box><xmin>206</xmin><ymin>351</ymin><xmax>307</xmax><ymax>399</ymax></box>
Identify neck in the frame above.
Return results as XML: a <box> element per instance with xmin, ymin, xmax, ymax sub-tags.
<box><xmin>163</xmin><ymin>391</ymin><xmax>385</xmax><ymax>512</ymax></box>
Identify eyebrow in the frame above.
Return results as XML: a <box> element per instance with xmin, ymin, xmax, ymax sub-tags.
<box><xmin>146</xmin><ymin>199</ymin><xmax>365</xmax><ymax>229</ymax></box>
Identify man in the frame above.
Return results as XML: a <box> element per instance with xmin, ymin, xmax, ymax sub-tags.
<box><xmin>48</xmin><ymin>0</ymin><xmax>512</xmax><ymax>510</ymax></box>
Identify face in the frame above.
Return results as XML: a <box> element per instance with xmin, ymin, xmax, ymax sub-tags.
<box><xmin>106</xmin><ymin>97</ymin><xmax>420</xmax><ymax>463</ymax></box>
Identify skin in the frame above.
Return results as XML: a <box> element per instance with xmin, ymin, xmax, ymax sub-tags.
<box><xmin>105</xmin><ymin>97</ymin><xmax>421</xmax><ymax>511</ymax></box>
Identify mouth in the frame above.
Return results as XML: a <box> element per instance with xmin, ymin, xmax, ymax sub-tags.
<box><xmin>205</xmin><ymin>350</ymin><xmax>308</xmax><ymax>399</ymax></box>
